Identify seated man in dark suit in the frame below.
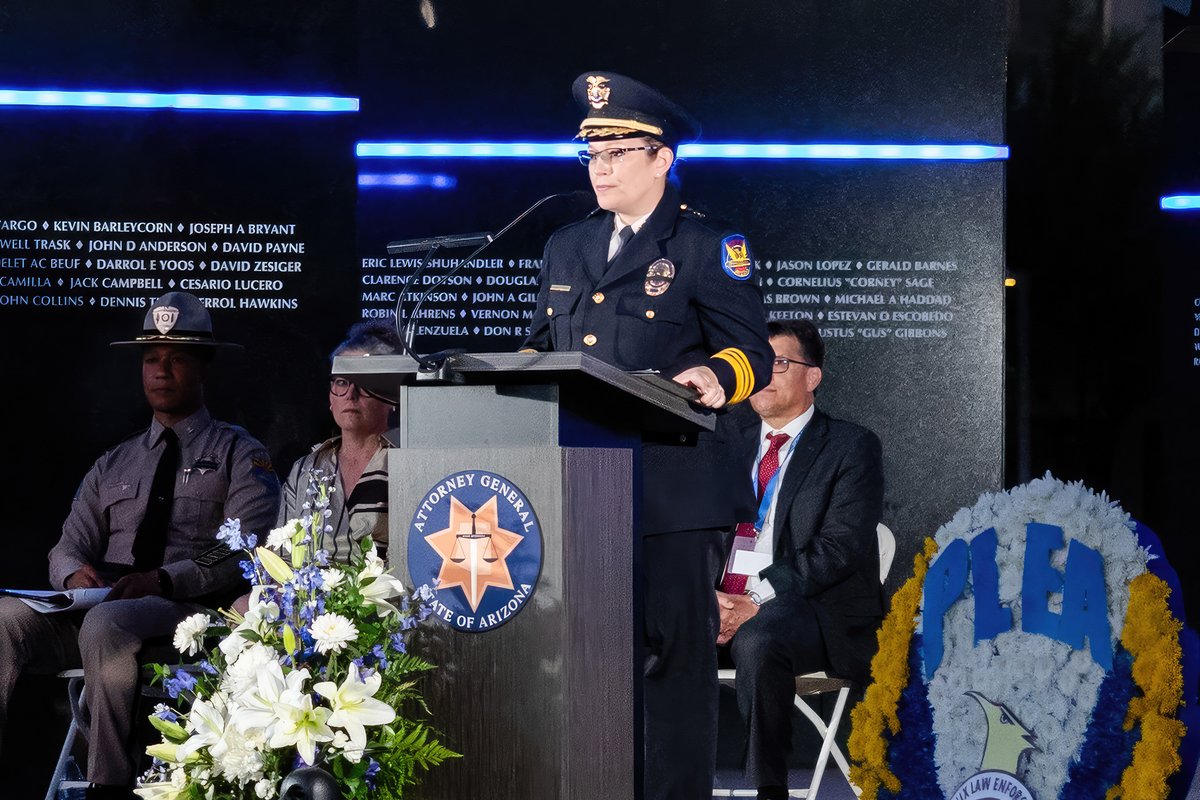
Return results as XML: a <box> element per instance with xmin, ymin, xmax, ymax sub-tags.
<box><xmin>0</xmin><ymin>292</ymin><xmax>280</xmax><ymax>799</ymax></box>
<box><xmin>716</xmin><ymin>319</ymin><xmax>884</xmax><ymax>800</ymax></box>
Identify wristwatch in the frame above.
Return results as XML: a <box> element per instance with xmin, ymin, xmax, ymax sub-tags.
<box><xmin>748</xmin><ymin>590</ymin><xmax>764</xmax><ymax>606</ymax></box>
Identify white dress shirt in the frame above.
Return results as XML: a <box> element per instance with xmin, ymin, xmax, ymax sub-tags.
<box><xmin>747</xmin><ymin>404</ymin><xmax>816</xmax><ymax>603</ymax></box>
<box><xmin>606</xmin><ymin>211</ymin><xmax>652</xmax><ymax>261</ymax></box>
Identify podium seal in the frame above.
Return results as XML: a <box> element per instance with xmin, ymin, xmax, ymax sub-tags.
<box><xmin>407</xmin><ymin>469</ymin><xmax>543</xmax><ymax>632</ymax></box>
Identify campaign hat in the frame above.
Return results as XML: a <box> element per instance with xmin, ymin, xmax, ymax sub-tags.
<box><xmin>110</xmin><ymin>291</ymin><xmax>242</xmax><ymax>349</ymax></box>
<box><xmin>572</xmin><ymin>71</ymin><xmax>701</xmax><ymax>149</ymax></box>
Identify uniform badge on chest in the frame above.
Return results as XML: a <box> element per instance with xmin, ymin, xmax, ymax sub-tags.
<box><xmin>644</xmin><ymin>258</ymin><xmax>676</xmax><ymax>296</ymax></box>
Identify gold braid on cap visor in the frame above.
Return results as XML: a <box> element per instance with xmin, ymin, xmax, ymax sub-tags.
<box><xmin>577</xmin><ymin>118</ymin><xmax>665</xmax><ymax>139</ymax></box>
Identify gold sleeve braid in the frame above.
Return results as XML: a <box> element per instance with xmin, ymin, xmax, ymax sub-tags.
<box><xmin>712</xmin><ymin>348</ymin><xmax>755</xmax><ymax>404</ymax></box>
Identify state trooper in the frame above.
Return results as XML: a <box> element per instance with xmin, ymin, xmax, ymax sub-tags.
<box><xmin>523</xmin><ymin>72</ymin><xmax>773</xmax><ymax>800</ymax></box>
<box><xmin>0</xmin><ymin>291</ymin><xmax>280</xmax><ymax>798</ymax></box>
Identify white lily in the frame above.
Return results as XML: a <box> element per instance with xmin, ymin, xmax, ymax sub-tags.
<box><xmin>232</xmin><ymin>664</ymin><xmax>309</xmax><ymax>738</ymax></box>
<box><xmin>268</xmin><ymin>686</ymin><xmax>334</xmax><ymax>766</ymax></box>
<box><xmin>176</xmin><ymin>692</ymin><xmax>230</xmax><ymax>762</ymax></box>
<box><xmin>134</xmin><ymin>781</ymin><xmax>185</xmax><ymax>800</ymax></box>
<box><xmin>357</xmin><ymin>553</ymin><xmax>407</xmax><ymax>617</ymax></box>
<box><xmin>314</xmin><ymin>661</ymin><xmax>396</xmax><ymax>752</ymax></box>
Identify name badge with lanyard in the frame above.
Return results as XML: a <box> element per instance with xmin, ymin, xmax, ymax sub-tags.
<box><xmin>728</xmin><ymin>433</ymin><xmax>802</xmax><ymax>577</ymax></box>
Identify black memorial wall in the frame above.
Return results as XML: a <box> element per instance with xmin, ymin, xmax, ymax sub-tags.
<box><xmin>0</xmin><ymin>1</ymin><xmax>1006</xmax><ymax>599</ymax></box>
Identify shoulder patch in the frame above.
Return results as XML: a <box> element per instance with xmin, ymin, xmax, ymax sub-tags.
<box><xmin>720</xmin><ymin>234</ymin><xmax>753</xmax><ymax>281</ymax></box>
<box><xmin>251</xmin><ymin>453</ymin><xmax>274</xmax><ymax>473</ymax></box>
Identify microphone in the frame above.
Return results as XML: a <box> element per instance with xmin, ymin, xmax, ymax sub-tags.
<box><xmin>403</xmin><ymin>190</ymin><xmax>594</xmax><ymax>370</ymax></box>
<box><xmin>387</xmin><ymin>232</ymin><xmax>493</xmax><ymax>255</ymax></box>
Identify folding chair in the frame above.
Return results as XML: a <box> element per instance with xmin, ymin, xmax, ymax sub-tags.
<box><xmin>714</xmin><ymin>523</ymin><xmax>896</xmax><ymax>799</ymax></box>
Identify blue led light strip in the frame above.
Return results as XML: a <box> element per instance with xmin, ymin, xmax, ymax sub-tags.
<box><xmin>358</xmin><ymin>173</ymin><xmax>458</xmax><ymax>189</ymax></box>
<box><xmin>1161</xmin><ymin>195</ymin><xmax>1200</xmax><ymax>211</ymax></box>
<box><xmin>355</xmin><ymin>141</ymin><xmax>1009</xmax><ymax>161</ymax></box>
<box><xmin>0</xmin><ymin>89</ymin><xmax>359</xmax><ymax>113</ymax></box>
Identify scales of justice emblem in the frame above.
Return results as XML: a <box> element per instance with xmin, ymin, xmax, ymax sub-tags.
<box><xmin>425</xmin><ymin>497</ymin><xmax>523</xmax><ymax>612</ymax></box>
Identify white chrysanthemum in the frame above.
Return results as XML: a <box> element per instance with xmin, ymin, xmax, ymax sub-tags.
<box><xmin>922</xmin><ymin>474</ymin><xmax>1147</xmax><ymax>800</ymax></box>
<box><xmin>320</xmin><ymin>568</ymin><xmax>345</xmax><ymax>592</ymax></box>
<box><xmin>309</xmin><ymin>613</ymin><xmax>358</xmax><ymax>654</ymax></box>
<box><xmin>221</xmin><ymin>642</ymin><xmax>278</xmax><ymax>700</ymax></box>
<box><xmin>172</xmin><ymin>613</ymin><xmax>210</xmax><ymax>657</ymax></box>
<box><xmin>266</xmin><ymin>521</ymin><xmax>298</xmax><ymax>553</ymax></box>
<box><xmin>255</xmin><ymin>778</ymin><xmax>276</xmax><ymax>799</ymax></box>
<box><xmin>213</xmin><ymin>724</ymin><xmax>266</xmax><ymax>786</ymax></box>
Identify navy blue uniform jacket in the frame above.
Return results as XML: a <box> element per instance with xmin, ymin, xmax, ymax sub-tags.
<box><xmin>523</xmin><ymin>182</ymin><xmax>772</xmax><ymax>534</ymax></box>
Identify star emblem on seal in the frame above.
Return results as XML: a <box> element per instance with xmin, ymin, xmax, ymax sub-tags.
<box><xmin>424</xmin><ymin>495</ymin><xmax>524</xmax><ymax>612</ymax></box>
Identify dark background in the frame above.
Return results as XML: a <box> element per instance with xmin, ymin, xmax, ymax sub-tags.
<box><xmin>7</xmin><ymin>0</ymin><xmax>1200</xmax><ymax>793</ymax></box>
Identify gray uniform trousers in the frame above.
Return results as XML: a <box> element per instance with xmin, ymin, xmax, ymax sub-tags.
<box><xmin>0</xmin><ymin>595</ymin><xmax>197</xmax><ymax>785</ymax></box>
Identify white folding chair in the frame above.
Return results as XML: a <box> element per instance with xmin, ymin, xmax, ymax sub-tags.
<box><xmin>714</xmin><ymin>522</ymin><xmax>896</xmax><ymax>799</ymax></box>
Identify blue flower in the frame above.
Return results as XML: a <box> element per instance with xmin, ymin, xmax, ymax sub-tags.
<box><xmin>389</xmin><ymin>632</ymin><xmax>407</xmax><ymax>654</ymax></box>
<box><xmin>216</xmin><ymin>518</ymin><xmax>250</xmax><ymax>550</ymax></box>
<box><xmin>365</xmin><ymin>759</ymin><xmax>381</xmax><ymax>788</ymax></box>
<box><xmin>152</xmin><ymin>703</ymin><xmax>178</xmax><ymax>722</ymax></box>
<box><xmin>199</xmin><ymin>660</ymin><xmax>218</xmax><ymax>676</ymax></box>
<box><xmin>239</xmin><ymin>559</ymin><xmax>257</xmax><ymax>581</ymax></box>
<box><xmin>163</xmin><ymin>669</ymin><xmax>197</xmax><ymax>699</ymax></box>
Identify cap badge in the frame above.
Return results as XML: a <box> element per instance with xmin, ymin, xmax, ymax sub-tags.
<box><xmin>720</xmin><ymin>235</ymin><xmax>753</xmax><ymax>281</ymax></box>
<box><xmin>152</xmin><ymin>305</ymin><xmax>180</xmax><ymax>334</ymax></box>
<box><xmin>586</xmin><ymin>75</ymin><xmax>611</xmax><ymax>109</ymax></box>
<box><xmin>644</xmin><ymin>258</ymin><xmax>676</xmax><ymax>296</ymax></box>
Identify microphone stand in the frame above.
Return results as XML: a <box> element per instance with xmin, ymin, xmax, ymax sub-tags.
<box><xmin>401</xmin><ymin>191</ymin><xmax>592</xmax><ymax>378</ymax></box>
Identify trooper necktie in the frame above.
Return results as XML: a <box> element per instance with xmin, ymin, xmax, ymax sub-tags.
<box><xmin>132</xmin><ymin>427</ymin><xmax>179</xmax><ymax>572</ymax></box>
<box><xmin>721</xmin><ymin>431</ymin><xmax>791</xmax><ymax>595</ymax></box>
<box><xmin>609</xmin><ymin>224</ymin><xmax>635</xmax><ymax>263</ymax></box>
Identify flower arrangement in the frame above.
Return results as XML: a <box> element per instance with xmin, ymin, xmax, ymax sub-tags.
<box><xmin>849</xmin><ymin>475</ymin><xmax>1186</xmax><ymax>800</ymax></box>
<box><xmin>136</xmin><ymin>470</ymin><xmax>457</xmax><ymax>799</ymax></box>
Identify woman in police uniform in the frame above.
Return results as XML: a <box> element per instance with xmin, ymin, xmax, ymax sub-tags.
<box><xmin>523</xmin><ymin>72</ymin><xmax>772</xmax><ymax>800</ymax></box>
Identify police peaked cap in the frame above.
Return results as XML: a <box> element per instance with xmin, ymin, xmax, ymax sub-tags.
<box><xmin>110</xmin><ymin>290</ymin><xmax>242</xmax><ymax>349</ymax></box>
<box><xmin>573</xmin><ymin>71</ymin><xmax>701</xmax><ymax>149</ymax></box>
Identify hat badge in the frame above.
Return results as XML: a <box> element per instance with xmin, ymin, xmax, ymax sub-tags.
<box><xmin>586</xmin><ymin>75</ymin><xmax>611</xmax><ymax>109</ymax></box>
<box><xmin>152</xmin><ymin>305</ymin><xmax>180</xmax><ymax>334</ymax></box>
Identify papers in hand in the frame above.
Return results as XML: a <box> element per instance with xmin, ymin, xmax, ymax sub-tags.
<box><xmin>1</xmin><ymin>587</ymin><xmax>110</xmax><ymax>614</ymax></box>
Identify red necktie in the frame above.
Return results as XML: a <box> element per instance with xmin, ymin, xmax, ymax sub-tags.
<box><xmin>721</xmin><ymin>431</ymin><xmax>791</xmax><ymax>594</ymax></box>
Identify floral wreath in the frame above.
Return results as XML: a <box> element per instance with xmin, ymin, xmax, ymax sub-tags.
<box><xmin>849</xmin><ymin>475</ymin><xmax>1187</xmax><ymax>800</ymax></box>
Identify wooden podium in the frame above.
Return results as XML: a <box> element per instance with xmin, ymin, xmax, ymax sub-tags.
<box><xmin>332</xmin><ymin>352</ymin><xmax>712</xmax><ymax>800</ymax></box>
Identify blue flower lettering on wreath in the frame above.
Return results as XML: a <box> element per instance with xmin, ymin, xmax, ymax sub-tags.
<box><xmin>923</xmin><ymin>522</ymin><xmax>1111</xmax><ymax>678</ymax></box>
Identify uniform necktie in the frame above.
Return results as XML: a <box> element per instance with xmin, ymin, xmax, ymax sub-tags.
<box><xmin>609</xmin><ymin>224</ymin><xmax>635</xmax><ymax>263</ymax></box>
<box><xmin>721</xmin><ymin>431</ymin><xmax>791</xmax><ymax>595</ymax></box>
<box><xmin>132</xmin><ymin>427</ymin><xmax>179</xmax><ymax>571</ymax></box>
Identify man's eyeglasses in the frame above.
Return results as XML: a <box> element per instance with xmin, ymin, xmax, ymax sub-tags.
<box><xmin>578</xmin><ymin>145</ymin><xmax>661</xmax><ymax>168</ymax></box>
<box><xmin>329</xmin><ymin>377</ymin><xmax>357</xmax><ymax>397</ymax></box>
<box><xmin>772</xmin><ymin>357</ymin><xmax>817</xmax><ymax>373</ymax></box>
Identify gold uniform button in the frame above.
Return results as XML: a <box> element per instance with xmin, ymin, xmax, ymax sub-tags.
<box><xmin>592</xmin><ymin>292</ymin><xmax>605</xmax><ymax>304</ymax></box>
<box><xmin>546</xmin><ymin>307</ymin><xmax>554</xmax><ymax>316</ymax></box>
<box><xmin>583</xmin><ymin>334</ymin><xmax>597</xmax><ymax>346</ymax></box>
<box><xmin>645</xmin><ymin>310</ymin><xmax>656</xmax><ymax>319</ymax></box>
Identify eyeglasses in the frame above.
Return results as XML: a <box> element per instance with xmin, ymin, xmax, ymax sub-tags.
<box><xmin>329</xmin><ymin>377</ymin><xmax>358</xmax><ymax>397</ymax></box>
<box><xmin>578</xmin><ymin>145</ymin><xmax>661</xmax><ymax>167</ymax></box>
<box><xmin>772</xmin><ymin>357</ymin><xmax>817</xmax><ymax>373</ymax></box>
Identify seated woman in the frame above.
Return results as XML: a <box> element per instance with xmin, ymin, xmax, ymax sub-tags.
<box><xmin>277</xmin><ymin>322</ymin><xmax>401</xmax><ymax>561</ymax></box>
